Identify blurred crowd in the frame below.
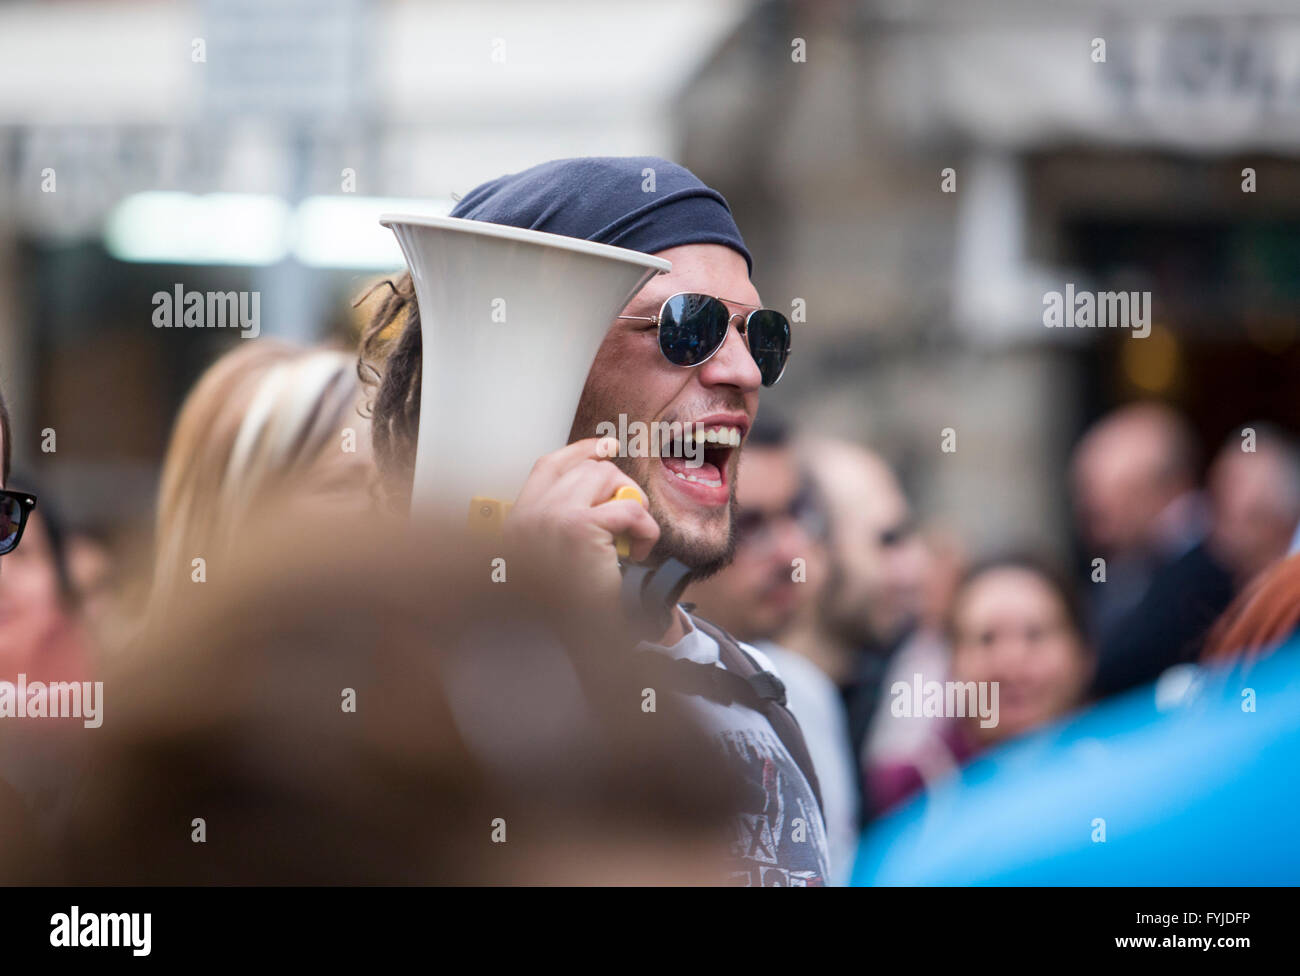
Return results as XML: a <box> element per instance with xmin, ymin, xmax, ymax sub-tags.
<box><xmin>686</xmin><ymin>402</ymin><xmax>1300</xmax><ymax>881</ymax></box>
<box><xmin>3</xmin><ymin>325</ymin><xmax>1300</xmax><ymax>885</ymax></box>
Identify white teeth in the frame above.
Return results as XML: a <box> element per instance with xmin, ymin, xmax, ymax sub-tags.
<box><xmin>683</xmin><ymin>425</ymin><xmax>741</xmax><ymax>446</ymax></box>
<box><xmin>669</xmin><ymin>469</ymin><xmax>722</xmax><ymax>488</ymax></box>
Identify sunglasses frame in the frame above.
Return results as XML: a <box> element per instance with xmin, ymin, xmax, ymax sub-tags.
<box><xmin>734</xmin><ymin>482</ymin><xmax>825</xmax><ymax>551</ymax></box>
<box><xmin>0</xmin><ymin>489</ymin><xmax>37</xmax><ymax>556</ymax></box>
<box><xmin>617</xmin><ymin>291</ymin><xmax>792</xmax><ymax>386</ymax></box>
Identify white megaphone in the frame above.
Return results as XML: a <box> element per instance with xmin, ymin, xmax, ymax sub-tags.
<box><xmin>380</xmin><ymin>214</ymin><xmax>670</xmax><ymax>526</ymax></box>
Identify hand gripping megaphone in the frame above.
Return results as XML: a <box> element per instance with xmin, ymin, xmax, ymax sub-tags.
<box><xmin>381</xmin><ymin>213</ymin><xmax>691</xmax><ymax>634</ymax></box>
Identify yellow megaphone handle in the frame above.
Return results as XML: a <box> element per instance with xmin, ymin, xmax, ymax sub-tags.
<box><xmin>611</xmin><ymin>484</ymin><xmax>645</xmax><ymax>559</ymax></box>
<box><xmin>468</xmin><ymin>497</ymin><xmax>513</xmax><ymax>535</ymax></box>
<box><xmin>469</xmin><ymin>488</ymin><xmax>645</xmax><ymax>558</ymax></box>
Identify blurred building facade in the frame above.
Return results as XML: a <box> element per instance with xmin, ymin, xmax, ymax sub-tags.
<box><xmin>681</xmin><ymin>0</ymin><xmax>1300</xmax><ymax>558</ymax></box>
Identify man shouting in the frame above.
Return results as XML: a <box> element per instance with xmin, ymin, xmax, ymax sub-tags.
<box><xmin>362</xmin><ymin>156</ymin><xmax>828</xmax><ymax>886</ymax></box>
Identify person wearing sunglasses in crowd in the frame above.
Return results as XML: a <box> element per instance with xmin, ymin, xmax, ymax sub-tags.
<box><xmin>685</xmin><ymin>412</ymin><xmax>860</xmax><ymax>884</ymax></box>
<box><xmin>0</xmin><ymin>386</ymin><xmax>52</xmax><ymax>879</ymax></box>
<box><xmin>0</xmin><ymin>471</ymin><xmax>85</xmax><ymax>680</ymax></box>
<box><xmin>774</xmin><ymin>438</ymin><xmax>944</xmax><ymax>821</ymax></box>
<box><xmin>361</xmin><ymin>156</ymin><xmax>829</xmax><ymax>885</ymax></box>
<box><xmin>1</xmin><ymin>389</ymin><xmax>38</xmax><ymax>571</ymax></box>
<box><xmin>0</xmin><ymin>470</ymin><xmax>93</xmax><ymax>860</ymax></box>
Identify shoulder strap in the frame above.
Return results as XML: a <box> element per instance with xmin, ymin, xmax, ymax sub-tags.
<box><xmin>690</xmin><ymin>615</ymin><xmax>826</xmax><ymax>819</ymax></box>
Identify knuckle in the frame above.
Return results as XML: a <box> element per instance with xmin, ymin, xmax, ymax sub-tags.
<box><xmin>528</xmin><ymin>453</ymin><xmax>556</xmax><ymax>479</ymax></box>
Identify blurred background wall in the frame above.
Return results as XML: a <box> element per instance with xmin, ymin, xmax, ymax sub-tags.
<box><xmin>2</xmin><ymin>0</ymin><xmax>1299</xmax><ymax>564</ymax></box>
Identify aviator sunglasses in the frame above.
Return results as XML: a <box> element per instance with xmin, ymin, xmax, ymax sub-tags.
<box><xmin>618</xmin><ymin>292</ymin><xmax>792</xmax><ymax>387</ymax></box>
<box><xmin>0</xmin><ymin>489</ymin><xmax>37</xmax><ymax>556</ymax></box>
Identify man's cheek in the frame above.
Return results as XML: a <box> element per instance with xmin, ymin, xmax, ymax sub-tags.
<box><xmin>622</xmin><ymin>452</ymin><xmax>654</xmax><ymax>491</ymax></box>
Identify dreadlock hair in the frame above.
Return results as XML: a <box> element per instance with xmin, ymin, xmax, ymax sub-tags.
<box><xmin>357</xmin><ymin>271</ymin><xmax>422</xmax><ymax>511</ymax></box>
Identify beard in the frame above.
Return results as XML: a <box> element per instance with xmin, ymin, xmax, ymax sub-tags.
<box><xmin>613</xmin><ymin>450</ymin><xmax>739</xmax><ymax>581</ymax></box>
<box><xmin>568</xmin><ymin>383</ymin><xmax>743</xmax><ymax>582</ymax></box>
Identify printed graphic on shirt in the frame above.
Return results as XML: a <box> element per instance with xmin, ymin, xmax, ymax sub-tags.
<box><xmin>718</xmin><ymin>726</ymin><xmax>829</xmax><ymax>887</ymax></box>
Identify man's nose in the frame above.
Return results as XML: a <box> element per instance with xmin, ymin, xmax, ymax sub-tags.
<box><xmin>697</xmin><ymin>316</ymin><xmax>762</xmax><ymax>391</ymax></box>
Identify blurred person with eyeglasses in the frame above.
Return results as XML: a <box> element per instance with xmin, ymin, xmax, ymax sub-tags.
<box><xmin>0</xmin><ymin>474</ymin><xmax>86</xmax><ymax>683</ymax></box>
<box><xmin>777</xmin><ymin>438</ymin><xmax>945</xmax><ymax>819</ymax></box>
<box><xmin>0</xmin><ymin>388</ymin><xmax>36</xmax><ymax>570</ymax></box>
<box><xmin>0</xmin><ymin>386</ymin><xmax>26</xmax><ymax>860</ymax></box>
<box><xmin>0</xmin><ymin>389</ymin><xmax>61</xmax><ymax>878</ymax></box>
<box><xmin>0</xmin><ymin>473</ymin><xmax>94</xmax><ymax>843</ymax></box>
<box><xmin>686</xmin><ymin>413</ymin><xmax>859</xmax><ymax>883</ymax></box>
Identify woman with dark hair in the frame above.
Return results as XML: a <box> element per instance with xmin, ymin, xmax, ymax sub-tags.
<box><xmin>946</xmin><ymin>554</ymin><xmax>1094</xmax><ymax>746</ymax></box>
<box><xmin>867</xmin><ymin>554</ymin><xmax>1095</xmax><ymax>814</ymax></box>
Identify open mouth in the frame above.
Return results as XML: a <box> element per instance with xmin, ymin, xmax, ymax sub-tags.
<box><xmin>659</xmin><ymin>422</ymin><xmax>744</xmax><ymax>504</ymax></box>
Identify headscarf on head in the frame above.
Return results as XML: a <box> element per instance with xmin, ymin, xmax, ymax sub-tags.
<box><xmin>449</xmin><ymin>156</ymin><xmax>753</xmax><ymax>275</ymax></box>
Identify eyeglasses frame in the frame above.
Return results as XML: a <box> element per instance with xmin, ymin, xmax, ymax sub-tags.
<box><xmin>0</xmin><ymin>489</ymin><xmax>37</xmax><ymax>556</ymax></box>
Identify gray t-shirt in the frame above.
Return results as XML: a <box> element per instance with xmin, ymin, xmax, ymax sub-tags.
<box><xmin>638</xmin><ymin>611</ymin><xmax>832</xmax><ymax>886</ymax></box>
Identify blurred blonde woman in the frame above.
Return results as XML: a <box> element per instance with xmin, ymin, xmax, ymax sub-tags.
<box><xmin>150</xmin><ymin>341</ymin><xmax>373</xmax><ymax>612</ymax></box>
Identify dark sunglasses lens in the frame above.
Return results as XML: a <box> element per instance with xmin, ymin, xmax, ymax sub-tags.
<box><xmin>0</xmin><ymin>496</ymin><xmax>20</xmax><ymax>555</ymax></box>
<box><xmin>745</xmin><ymin>310</ymin><xmax>790</xmax><ymax>386</ymax></box>
<box><xmin>659</xmin><ymin>294</ymin><xmax>729</xmax><ymax>367</ymax></box>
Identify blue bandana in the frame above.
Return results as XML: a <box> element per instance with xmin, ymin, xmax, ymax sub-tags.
<box><xmin>449</xmin><ymin>156</ymin><xmax>753</xmax><ymax>275</ymax></box>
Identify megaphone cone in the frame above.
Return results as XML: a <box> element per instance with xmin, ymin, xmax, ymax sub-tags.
<box><xmin>380</xmin><ymin>214</ymin><xmax>669</xmax><ymax>518</ymax></box>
